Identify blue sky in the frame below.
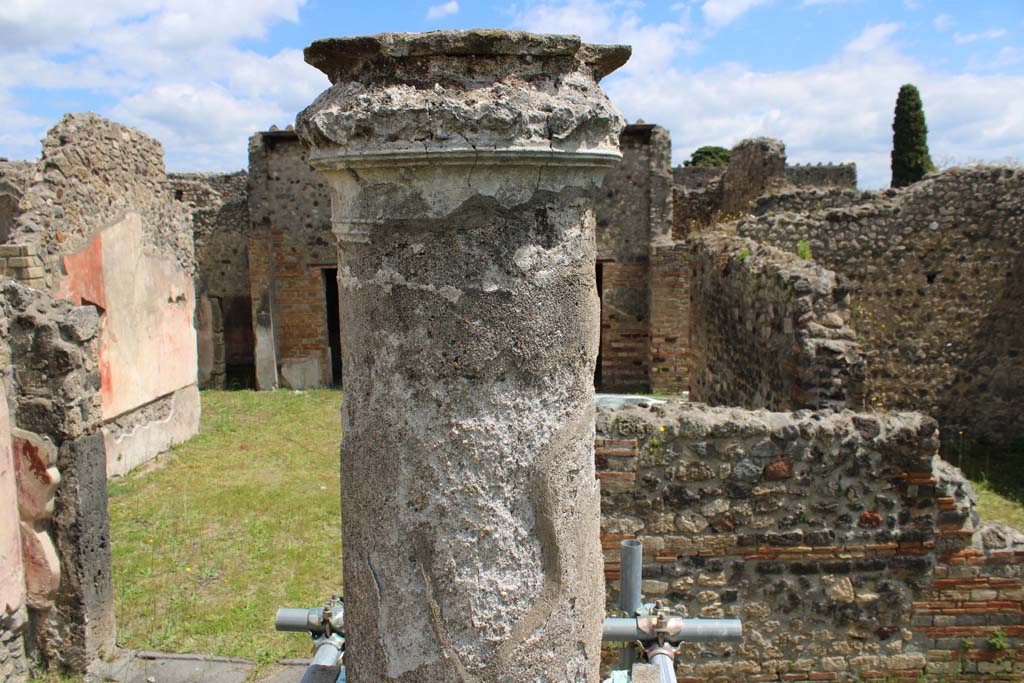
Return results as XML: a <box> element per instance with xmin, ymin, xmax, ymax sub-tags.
<box><xmin>1</xmin><ymin>1</ymin><xmax>1022</xmax><ymax>188</ymax></box>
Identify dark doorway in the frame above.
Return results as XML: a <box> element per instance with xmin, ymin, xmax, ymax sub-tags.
<box><xmin>595</xmin><ymin>260</ymin><xmax>606</xmax><ymax>389</ymax></box>
<box><xmin>323</xmin><ymin>268</ymin><xmax>342</xmax><ymax>386</ymax></box>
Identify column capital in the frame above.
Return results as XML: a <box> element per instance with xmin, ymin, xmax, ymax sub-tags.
<box><xmin>297</xmin><ymin>30</ymin><xmax>629</xmax><ymax>165</ymax></box>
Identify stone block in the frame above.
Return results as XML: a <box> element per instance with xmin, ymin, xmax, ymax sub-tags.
<box><xmin>630</xmin><ymin>663</ymin><xmax>661</xmax><ymax>683</ymax></box>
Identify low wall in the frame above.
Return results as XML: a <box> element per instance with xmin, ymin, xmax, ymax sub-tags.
<box><xmin>736</xmin><ymin>165</ymin><xmax>1024</xmax><ymax>447</ymax></box>
<box><xmin>785</xmin><ymin>163</ymin><xmax>857</xmax><ymax>189</ymax></box>
<box><xmin>689</xmin><ymin>233</ymin><xmax>865</xmax><ymax>411</ymax></box>
<box><xmin>596</xmin><ymin>401</ymin><xmax>1024</xmax><ymax>682</ymax></box>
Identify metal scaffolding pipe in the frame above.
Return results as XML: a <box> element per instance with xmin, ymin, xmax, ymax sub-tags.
<box><xmin>618</xmin><ymin>539</ymin><xmax>644</xmax><ymax>671</ymax></box>
<box><xmin>602</xmin><ymin>617</ymin><xmax>743</xmax><ymax>643</ymax></box>
<box><xmin>649</xmin><ymin>652</ymin><xmax>677</xmax><ymax>683</ymax></box>
<box><xmin>275</xmin><ymin>608</ymin><xmax>325</xmax><ymax>634</ymax></box>
<box><xmin>619</xmin><ymin>539</ymin><xmax>643</xmax><ymax>617</ymax></box>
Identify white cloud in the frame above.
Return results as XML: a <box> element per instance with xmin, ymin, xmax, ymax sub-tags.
<box><xmin>801</xmin><ymin>0</ymin><xmax>857</xmax><ymax>6</ymax></box>
<box><xmin>933</xmin><ymin>14</ymin><xmax>954</xmax><ymax>31</ymax></box>
<box><xmin>845</xmin><ymin>22</ymin><xmax>902</xmax><ymax>53</ymax></box>
<box><xmin>426</xmin><ymin>0</ymin><xmax>459</xmax><ymax>20</ymax></box>
<box><xmin>701</xmin><ymin>0</ymin><xmax>771</xmax><ymax>28</ymax></box>
<box><xmin>515</xmin><ymin>1</ymin><xmax>696</xmax><ymax>75</ymax></box>
<box><xmin>0</xmin><ymin>0</ymin><xmax>326</xmax><ymax>171</ymax></box>
<box><xmin>600</xmin><ymin>18</ymin><xmax>1024</xmax><ymax>188</ymax></box>
<box><xmin>953</xmin><ymin>29</ymin><xmax>1007</xmax><ymax>45</ymax></box>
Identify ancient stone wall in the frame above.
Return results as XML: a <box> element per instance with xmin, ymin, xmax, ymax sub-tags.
<box><xmin>0</xmin><ymin>281</ymin><xmax>114</xmax><ymax>675</ymax></box>
<box><xmin>0</xmin><ymin>161</ymin><xmax>31</xmax><ymax>246</ymax></box>
<box><xmin>718</xmin><ymin>138</ymin><xmax>788</xmax><ymax>216</ymax></box>
<box><xmin>2</xmin><ymin>114</ymin><xmax>200</xmax><ymax>477</ymax></box>
<box><xmin>596</xmin><ymin>401</ymin><xmax>1024</xmax><ymax>682</ymax></box>
<box><xmin>170</xmin><ymin>172</ymin><xmax>253</xmax><ymax>388</ymax></box>
<box><xmin>8</xmin><ymin>114</ymin><xmax>194</xmax><ymax>289</ymax></box>
<box><xmin>247</xmin><ymin>130</ymin><xmax>334</xmax><ymax>390</ymax></box>
<box><xmin>753</xmin><ymin>187</ymin><xmax>876</xmax><ymax>216</ymax></box>
<box><xmin>689</xmin><ymin>232</ymin><xmax>865</xmax><ymax>411</ymax></box>
<box><xmin>594</xmin><ymin>124</ymin><xmax>672</xmax><ymax>392</ymax></box>
<box><xmin>736</xmin><ymin>166</ymin><xmax>1024</xmax><ymax>447</ymax></box>
<box><xmin>786</xmin><ymin>163</ymin><xmax>857</xmax><ymax>189</ymax></box>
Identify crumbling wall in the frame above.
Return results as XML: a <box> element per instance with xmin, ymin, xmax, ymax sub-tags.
<box><xmin>736</xmin><ymin>166</ymin><xmax>1024</xmax><ymax>447</ymax></box>
<box><xmin>170</xmin><ymin>172</ymin><xmax>253</xmax><ymax>388</ymax></box>
<box><xmin>247</xmin><ymin>130</ymin><xmax>334</xmax><ymax>390</ymax></box>
<box><xmin>718</xmin><ymin>138</ymin><xmax>788</xmax><ymax>216</ymax></box>
<box><xmin>3</xmin><ymin>114</ymin><xmax>200</xmax><ymax>477</ymax></box>
<box><xmin>594</xmin><ymin>124</ymin><xmax>672</xmax><ymax>392</ymax></box>
<box><xmin>689</xmin><ymin>233</ymin><xmax>865</xmax><ymax>411</ymax></box>
<box><xmin>596</xmin><ymin>401</ymin><xmax>1024</xmax><ymax>682</ymax></box>
<box><xmin>0</xmin><ymin>161</ymin><xmax>31</xmax><ymax>245</ymax></box>
<box><xmin>0</xmin><ymin>280</ymin><xmax>113</xmax><ymax>675</ymax></box>
<box><xmin>786</xmin><ymin>163</ymin><xmax>857</xmax><ymax>189</ymax></box>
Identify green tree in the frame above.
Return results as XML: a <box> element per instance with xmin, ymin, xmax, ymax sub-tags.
<box><xmin>685</xmin><ymin>145</ymin><xmax>731</xmax><ymax>167</ymax></box>
<box><xmin>890</xmin><ymin>83</ymin><xmax>935</xmax><ymax>187</ymax></box>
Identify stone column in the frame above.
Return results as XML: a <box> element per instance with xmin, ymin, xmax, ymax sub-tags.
<box><xmin>297</xmin><ymin>30</ymin><xmax>628</xmax><ymax>682</ymax></box>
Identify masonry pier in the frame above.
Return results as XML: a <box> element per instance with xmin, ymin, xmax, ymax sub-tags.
<box><xmin>296</xmin><ymin>30</ymin><xmax>629</xmax><ymax>682</ymax></box>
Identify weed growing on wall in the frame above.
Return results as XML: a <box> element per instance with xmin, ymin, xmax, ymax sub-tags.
<box><xmin>796</xmin><ymin>239</ymin><xmax>813</xmax><ymax>260</ymax></box>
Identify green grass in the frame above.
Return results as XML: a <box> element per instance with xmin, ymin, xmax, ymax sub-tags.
<box><xmin>944</xmin><ymin>440</ymin><xmax>1024</xmax><ymax>531</ymax></box>
<box><xmin>108</xmin><ymin>389</ymin><xmax>343</xmax><ymax>667</ymax></box>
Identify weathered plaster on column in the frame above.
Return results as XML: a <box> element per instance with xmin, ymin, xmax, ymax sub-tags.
<box><xmin>297</xmin><ymin>30</ymin><xmax>628</xmax><ymax>682</ymax></box>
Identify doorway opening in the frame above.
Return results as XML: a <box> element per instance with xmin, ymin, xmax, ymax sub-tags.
<box><xmin>323</xmin><ymin>268</ymin><xmax>342</xmax><ymax>387</ymax></box>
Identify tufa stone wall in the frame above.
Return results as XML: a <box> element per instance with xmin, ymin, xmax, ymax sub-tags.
<box><xmin>0</xmin><ymin>280</ymin><xmax>114</xmax><ymax>675</ymax></box>
<box><xmin>247</xmin><ymin>130</ymin><xmax>334</xmax><ymax>390</ymax></box>
<box><xmin>689</xmin><ymin>232</ymin><xmax>865</xmax><ymax>411</ymax></box>
<box><xmin>736</xmin><ymin>166</ymin><xmax>1024</xmax><ymax>447</ymax></box>
<box><xmin>170</xmin><ymin>172</ymin><xmax>254</xmax><ymax>388</ymax></box>
<box><xmin>596</xmin><ymin>401</ymin><xmax>1024</xmax><ymax>682</ymax></box>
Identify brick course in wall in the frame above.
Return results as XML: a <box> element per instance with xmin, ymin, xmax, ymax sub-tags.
<box><xmin>595</xmin><ymin>401</ymin><xmax>1024</xmax><ymax>682</ymax></box>
<box><xmin>600</xmin><ymin>261</ymin><xmax>649</xmax><ymax>391</ymax></box>
<box><xmin>648</xmin><ymin>243</ymin><xmax>689</xmax><ymax>394</ymax></box>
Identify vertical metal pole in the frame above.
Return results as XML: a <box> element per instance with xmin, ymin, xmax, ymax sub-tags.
<box><xmin>618</xmin><ymin>538</ymin><xmax>643</xmax><ymax>670</ymax></box>
<box><xmin>650</xmin><ymin>652</ymin><xmax>678</xmax><ymax>683</ymax></box>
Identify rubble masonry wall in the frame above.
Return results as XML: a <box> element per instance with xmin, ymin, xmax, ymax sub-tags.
<box><xmin>736</xmin><ymin>166</ymin><xmax>1024</xmax><ymax>447</ymax></box>
<box><xmin>688</xmin><ymin>232</ymin><xmax>866</xmax><ymax>411</ymax></box>
<box><xmin>596</xmin><ymin>401</ymin><xmax>1024</xmax><ymax>682</ymax></box>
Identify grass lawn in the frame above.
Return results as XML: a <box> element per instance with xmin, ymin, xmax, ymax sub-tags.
<box><xmin>107</xmin><ymin>389</ymin><xmax>1024</xmax><ymax>670</ymax></box>
<box><xmin>108</xmin><ymin>389</ymin><xmax>343</xmax><ymax>667</ymax></box>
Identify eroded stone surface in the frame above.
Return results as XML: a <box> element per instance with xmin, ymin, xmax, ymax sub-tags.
<box><xmin>298</xmin><ymin>29</ymin><xmax>627</xmax><ymax>683</ymax></box>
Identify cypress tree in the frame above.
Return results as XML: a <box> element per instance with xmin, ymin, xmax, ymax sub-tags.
<box><xmin>890</xmin><ymin>83</ymin><xmax>934</xmax><ymax>187</ymax></box>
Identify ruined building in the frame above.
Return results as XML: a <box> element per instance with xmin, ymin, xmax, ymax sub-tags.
<box><xmin>0</xmin><ymin>34</ymin><xmax>1021</xmax><ymax>681</ymax></box>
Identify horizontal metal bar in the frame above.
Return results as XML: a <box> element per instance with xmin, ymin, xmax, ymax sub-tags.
<box><xmin>602</xmin><ymin>617</ymin><xmax>742</xmax><ymax>643</ymax></box>
<box><xmin>275</xmin><ymin>607</ymin><xmax>325</xmax><ymax>633</ymax></box>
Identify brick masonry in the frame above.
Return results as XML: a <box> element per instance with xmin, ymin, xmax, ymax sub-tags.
<box><xmin>595</xmin><ymin>401</ymin><xmax>1024</xmax><ymax>682</ymax></box>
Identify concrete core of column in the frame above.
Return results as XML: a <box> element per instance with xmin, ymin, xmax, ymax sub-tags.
<box><xmin>296</xmin><ymin>30</ymin><xmax>629</xmax><ymax>682</ymax></box>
